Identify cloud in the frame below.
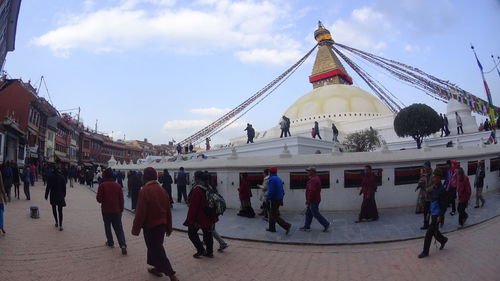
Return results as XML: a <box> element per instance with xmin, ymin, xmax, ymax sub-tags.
<box><xmin>330</xmin><ymin>7</ymin><xmax>394</xmax><ymax>51</ymax></box>
<box><xmin>403</xmin><ymin>43</ymin><xmax>431</xmax><ymax>54</ymax></box>
<box><xmin>33</xmin><ymin>0</ymin><xmax>303</xmax><ymax>65</ymax></box>
<box><xmin>235</xmin><ymin>48</ymin><xmax>302</xmax><ymax>65</ymax></box>
<box><xmin>189</xmin><ymin>107</ymin><xmax>230</xmax><ymax>116</ymax></box>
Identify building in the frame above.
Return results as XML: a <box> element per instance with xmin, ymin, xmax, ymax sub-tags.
<box><xmin>0</xmin><ymin>115</ymin><xmax>24</xmax><ymax>164</ymax></box>
<box><xmin>0</xmin><ymin>0</ymin><xmax>21</xmax><ymax>71</ymax></box>
<box><xmin>0</xmin><ymin>79</ymin><xmax>49</xmax><ymax>164</ymax></box>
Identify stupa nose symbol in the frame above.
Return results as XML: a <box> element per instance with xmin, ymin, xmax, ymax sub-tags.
<box><xmin>314</xmin><ymin>20</ymin><xmax>333</xmax><ymax>43</ymax></box>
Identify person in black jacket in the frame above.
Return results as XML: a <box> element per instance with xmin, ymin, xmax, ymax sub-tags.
<box><xmin>176</xmin><ymin>167</ymin><xmax>187</xmax><ymax>203</ymax></box>
<box><xmin>128</xmin><ymin>171</ymin><xmax>142</xmax><ymax>210</ymax></box>
<box><xmin>418</xmin><ymin>169</ymin><xmax>448</xmax><ymax>258</ymax></box>
<box><xmin>474</xmin><ymin>160</ymin><xmax>486</xmax><ymax>208</ymax></box>
<box><xmin>162</xmin><ymin>169</ymin><xmax>174</xmax><ymax>207</ymax></box>
<box><xmin>11</xmin><ymin>163</ymin><xmax>20</xmax><ymax>200</ymax></box>
<box><xmin>244</xmin><ymin>124</ymin><xmax>255</xmax><ymax>144</ymax></box>
<box><xmin>45</xmin><ymin>164</ymin><xmax>67</xmax><ymax>231</ymax></box>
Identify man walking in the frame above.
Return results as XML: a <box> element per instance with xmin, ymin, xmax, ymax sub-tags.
<box><xmin>440</xmin><ymin>113</ymin><xmax>446</xmax><ymax>137</ymax></box>
<box><xmin>22</xmin><ymin>164</ymin><xmax>30</xmax><ymax>200</ymax></box>
<box><xmin>418</xmin><ymin>169</ymin><xmax>448</xmax><ymax>258</ymax></box>
<box><xmin>443</xmin><ymin>114</ymin><xmax>449</xmax><ymax>136</ymax></box>
<box><xmin>312</xmin><ymin>121</ymin><xmax>322</xmax><ymax>139</ymax></box>
<box><xmin>474</xmin><ymin>160</ymin><xmax>486</xmax><ymax>208</ymax></box>
<box><xmin>96</xmin><ymin>168</ymin><xmax>127</xmax><ymax>255</ymax></box>
<box><xmin>244</xmin><ymin>123</ymin><xmax>255</xmax><ymax>144</ymax></box>
<box><xmin>265</xmin><ymin>166</ymin><xmax>291</xmax><ymax>234</ymax></box>
<box><xmin>176</xmin><ymin>167</ymin><xmax>187</xmax><ymax>203</ymax></box>
<box><xmin>332</xmin><ymin>122</ymin><xmax>339</xmax><ymax>142</ymax></box>
<box><xmin>299</xmin><ymin>167</ymin><xmax>330</xmax><ymax>232</ymax></box>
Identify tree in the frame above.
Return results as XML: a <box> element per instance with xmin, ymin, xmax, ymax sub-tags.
<box><xmin>343</xmin><ymin>127</ymin><xmax>382</xmax><ymax>152</ymax></box>
<box><xmin>393</xmin><ymin>103</ymin><xmax>441</xmax><ymax>149</ymax></box>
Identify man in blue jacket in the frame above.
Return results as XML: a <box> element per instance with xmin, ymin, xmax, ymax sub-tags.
<box><xmin>265</xmin><ymin>166</ymin><xmax>291</xmax><ymax>234</ymax></box>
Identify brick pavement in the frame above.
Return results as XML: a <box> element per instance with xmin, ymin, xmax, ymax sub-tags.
<box><xmin>1</xmin><ymin>181</ymin><xmax>499</xmax><ymax>281</ymax></box>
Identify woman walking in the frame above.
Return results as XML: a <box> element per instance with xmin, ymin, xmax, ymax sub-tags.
<box><xmin>356</xmin><ymin>165</ymin><xmax>379</xmax><ymax>222</ymax></box>
<box><xmin>132</xmin><ymin>167</ymin><xmax>178</xmax><ymax>281</ymax></box>
<box><xmin>456</xmin><ymin>167</ymin><xmax>471</xmax><ymax>227</ymax></box>
<box><xmin>45</xmin><ymin>165</ymin><xmax>67</xmax><ymax>231</ymax></box>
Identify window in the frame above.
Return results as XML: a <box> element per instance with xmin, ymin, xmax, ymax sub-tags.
<box><xmin>491</xmin><ymin>157</ymin><xmax>500</xmax><ymax>172</ymax></box>
<box><xmin>290</xmin><ymin>171</ymin><xmax>330</xmax><ymax>189</ymax></box>
<box><xmin>467</xmin><ymin>160</ymin><xmax>478</xmax><ymax>176</ymax></box>
<box><xmin>240</xmin><ymin>172</ymin><xmax>264</xmax><ymax>189</ymax></box>
<box><xmin>394</xmin><ymin>166</ymin><xmax>421</xmax><ymax>186</ymax></box>
<box><xmin>83</xmin><ymin>140</ymin><xmax>90</xmax><ymax>149</ymax></box>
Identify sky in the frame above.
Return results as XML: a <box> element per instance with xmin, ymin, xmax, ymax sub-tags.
<box><xmin>5</xmin><ymin>0</ymin><xmax>500</xmax><ymax>145</ymax></box>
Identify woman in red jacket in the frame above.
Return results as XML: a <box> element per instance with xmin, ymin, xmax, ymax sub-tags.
<box><xmin>132</xmin><ymin>167</ymin><xmax>178</xmax><ymax>281</ymax></box>
<box><xmin>456</xmin><ymin>167</ymin><xmax>471</xmax><ymax>227</ymax></box>
<box><xmin>237</xmin><ymin>173</ymin><xmax>255</xmax><ymax>218</ymax></box>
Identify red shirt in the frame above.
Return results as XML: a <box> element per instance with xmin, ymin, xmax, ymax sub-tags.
<box><xmin>96</xmin><ymin>180</ymin><xmax>124</xmax><ymax>214</ymax></box>
<box><xmin>132</xmin><ymin>181</ymin><xmax>172</xmax><ymax>236</ymax></box>
<box><xmin>238</xmin><ymin>179</ymin><xmax>252</xmax><ymax>200</ymax></box>
<box><xmin>457</xmin><ymin>176</ymin><xmax>472</xmax><ymax>203</ymax></box>
<box><xmin>360</xmin><ymin>173</ymin><xmax>377</xmax><ymax>199</ymax></box>
<box><xmin>183</xmin><ymin>185</ymin><xmax>216</xmax><ymax>229</ymax></box>
<box><xmin>305</xmin><ymin>175</ymin><xmax>321</xmax><ymax>204</ymax></box>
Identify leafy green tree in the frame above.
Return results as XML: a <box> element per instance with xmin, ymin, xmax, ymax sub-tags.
<box><xmin>342</xmin><ymin>127</ymin><xmax>382</xmax><ymax>152</ymax></box>
<box><xmin>393</xmin><ymin>103</ymin><xmax>441</xmax><ymax>149</ymax></box>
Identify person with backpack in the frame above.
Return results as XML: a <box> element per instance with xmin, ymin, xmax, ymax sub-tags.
<box><xmin>418</xmin><ymin>169</ymin><xmax>448</xmax><ymax>259</ymax></box>
<box><xmin>474</xmin><ymin>160</ymin><xmax>486</xmax><ymax>208</ymax></box>
<box><xmin>237</xmin><ymin>173</ymin><xmax>255</xmax><ymax>218</ymax></box>
<box><xmin>203</xmin><ymin>171</ymin><xmax>228</xmax><ymax>252</ymax></box>
<box><xmin>184</xmin><ymin>171</ymin><xmax>216</xmax><ymax>258</ymax></box>
<box><xmin>265</xmin><ymin>166</ymin><xmax>291</xmax><ymax>234</ymax></box>
<box><xmin>132</xmin><ymin>167</ymin><xmax>178</xmax><ymax>281</ymax></box>
<box><xmin>456</xmin><ymin>167</ymin><xmax>471</xmax><ymax>227</ymax></box>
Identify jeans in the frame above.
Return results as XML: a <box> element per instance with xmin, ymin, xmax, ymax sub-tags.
<box><xmin>212</xmin><ymin>224</ymin><xmax>227</xmax><ymax>248</ymax></box>
<box><xmin>23</xmin><ymin>181</ymin><xmax>30</xmax><ymax>200</ymax></box>
<box><xmin>457</xmin><ymin>202</ymin><xmax>468</xmax><ymax>226</ymax></box>
<box><xmin>422</xmin><ymin>215</ymin><xmax>447</xmax><ymax>254</ymax></box>
<box><xmin>188</xmin><ymin>225</ymin><xmax>213</xmax><ymax>255</ymax></box>
<box><xmin>0</xmin><ymin>203</ymin><xmax>4</xmax><ymax>229</ymax></box>
<box><xmin>102</xmin><ymin>213</ymin><xmax>127</xmax><ymax>248</ymax></box>
<box><xmin>304</xmin><ymin>203</ymin><xmax>329</xmax><ymax>228</ymax></box>
<box><xmin>457</xmin><ymin>126</ymin><xmax>463</xmax><ymax>135</ymax></box>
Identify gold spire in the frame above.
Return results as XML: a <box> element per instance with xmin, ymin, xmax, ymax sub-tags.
<box><xmin>309</xmin><ymin>21</ymin><xmax>352</xmax><ymax>88</ymax></box>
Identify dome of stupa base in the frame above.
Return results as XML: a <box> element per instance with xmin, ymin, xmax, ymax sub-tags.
<box><xmin>283</xmin><ymin>84</ymin><xmax>393</xmax><ymax>125</ymax></box>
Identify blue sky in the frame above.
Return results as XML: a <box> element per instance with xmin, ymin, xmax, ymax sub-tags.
<box><xmin>5</xmin><ymin>0</ymin><xmax>500</xmax><ymax>145</ymax></box>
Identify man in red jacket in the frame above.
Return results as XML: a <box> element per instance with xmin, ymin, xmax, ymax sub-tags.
<box><xmin>299</xmin><ymin>167</ymin><xmax>331</xmax><ymax>232</ymax></box>
<box><xmin>96</xmin><ymin>168</ymin><xmax>127</xmax><ymax>255</ymax></box>
<box><xmin>184</xmin><ymin>171</ymin><xmax>216</xmax><ymax>258</ymax></box>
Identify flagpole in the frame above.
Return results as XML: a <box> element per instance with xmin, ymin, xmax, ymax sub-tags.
<box><xmin>471</xmin><ymin>45</ymin><xmax>497</xmax><ymax>126</ymax></box>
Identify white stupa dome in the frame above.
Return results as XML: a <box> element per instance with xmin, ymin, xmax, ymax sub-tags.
<box><xmin>283</xmin><ymin>84</ymin><xmax>393</xmax><ymax>123</ymax></box>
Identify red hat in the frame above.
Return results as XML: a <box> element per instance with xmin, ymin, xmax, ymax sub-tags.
<box><xmin>143</xmin><ymin>167</ymin><xmax>158</xmax><ymax>182</ymax></box>
<box><xmin>103</xmin><ymin>168</ymin><xmax>113</xmax><ymax>179</ymax></box>
<box><xmin>269</xmin><ymin>166</ymin><xmax>278</xmax><ymax>173</ymax></box>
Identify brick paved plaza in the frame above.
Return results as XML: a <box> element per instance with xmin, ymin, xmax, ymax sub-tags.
<box><xmin>1</xmin><ymin>182</ymin><xmax>499</xmax><ymax>281</ymax></box>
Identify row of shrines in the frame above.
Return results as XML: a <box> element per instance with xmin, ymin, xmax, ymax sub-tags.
<box><xmin>0</xmin><ymin>78</ymin><xmax>172</xmax><ymax>168</ymax></box>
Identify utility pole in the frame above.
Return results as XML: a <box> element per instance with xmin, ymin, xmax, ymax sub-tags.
<box><xmin>95</xmin><ymin>119</ymin><xmax>98</xmax><ymax>133</ymax></box>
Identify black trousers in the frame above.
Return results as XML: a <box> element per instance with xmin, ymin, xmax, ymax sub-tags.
<box><xmin>458</xmin><ymin>201</ymin><xmax>468</xmax><ymax>226</ymax></box>
<box><xmin>448</xmin><ymin>188</ymin><xmax>456</xmax><ymax>213</ymax></box>
<box><xmin>52</xmin><ymin>205</ymin><xmax>63</xmax><ymax>226</ymax></box>
<box><xmin>313</xmin><ymin>132</ymin><xmax>322</xmax><ymax>140</ymax></box>
<box><xmin>102</xmin><ymin>212</ymin><xmax>127</xmax><ymax>248</ymax></box>
<box><xmin>177</xmin><ymin>185</ymin><xmax>187</xmax><ymax>203</ymax></box>
<box><xmin>457</xmin><ymin>126</ymin><xmax>463</xmax><ymax>135</ymax></box>
<box><xmin>247</xmin><ymin>137</ymin><xmax>254</xmax><ymax>144</ymax></box>
<box><xmin>422</xmin><ymin>201</ymin><xmax>431</xmax><ymax>226</ymax></box>
<box><xmin>268</xmin><ymin>200</ymin><xmax>290</xmax><ymax>231</ymax></box>
<box><xmin>13</xmin><ymin>182</ymin><xmax>19</xmax><ymax>199</ymax></box>
<box><xmin>188</xmin><ymin>225</ymin><xmax>213</xmax><ymax>255</ymax></box>
<box><xmin>144</xmin><ymin>224</ymin><xmax>175</xmax><ymax>276</ymax></box>
<box><xmin>423</xmin><ymin>215</ymin><xmax>447</xmax><ymax>254</ymax></box>
<box><xmin>23</xmin><ymin>181</ymin><xmax>30</xmax><ymax>200</ymax></box>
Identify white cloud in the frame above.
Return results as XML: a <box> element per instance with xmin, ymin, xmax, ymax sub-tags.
<box><xmin>236</xmin><ymin>48</ymin><xmax>302</xmax><ymax>65</ymax></box>
<box><xmin>330</xmin><ymin>7</ymin><xmax>395</xmax><ymax>51</ymax></box>
<box><xmin>190</xmin><ymin>107</ymin><xmax>230</xmax><ymax>116</ymax></box>
<box><xmin>403</xmin><ymin>44</ymin><xmax>431</xmax><ymax>54</ymax></box>
<box><xmin>83</xmin><ymin>0</ymin><xmax>96</xmax><ymax>10</ymax></box>
<box><xmin>33</xmin><ymin>0</ymin><xmax>302</xmax><ymax>65</ymax></box>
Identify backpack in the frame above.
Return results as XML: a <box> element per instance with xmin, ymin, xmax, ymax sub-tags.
<box><xmin>198</xmin><ymin>185</ymin><xmax>226</xmax><ymax>217</ymax></box>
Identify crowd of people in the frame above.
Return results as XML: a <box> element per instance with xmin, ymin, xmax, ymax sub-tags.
<box><xmin>0</xmin><ymin>153</ymin><xmax>494</xmax><ymax>281</ymax></box>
